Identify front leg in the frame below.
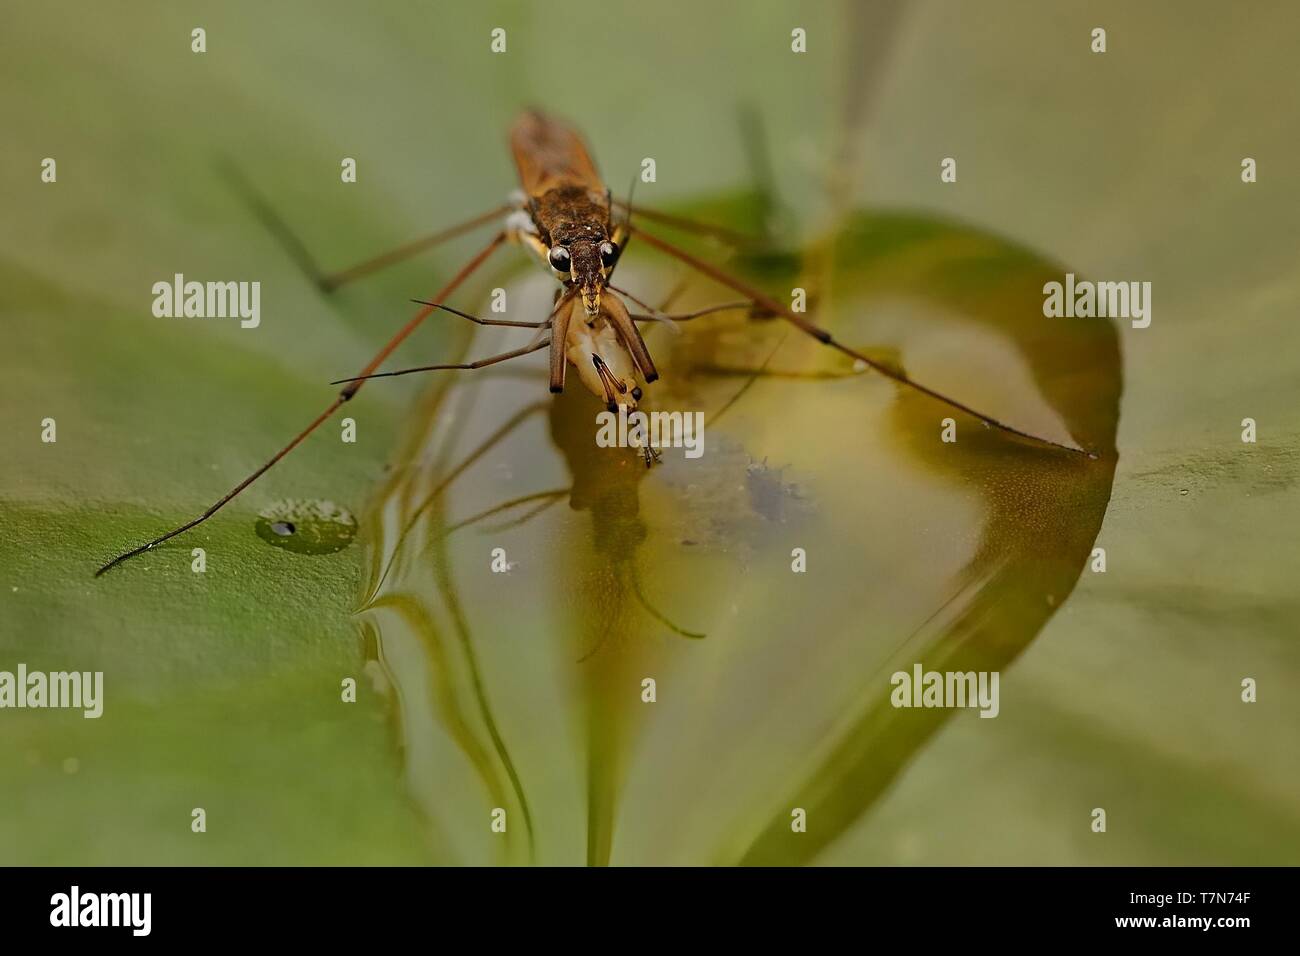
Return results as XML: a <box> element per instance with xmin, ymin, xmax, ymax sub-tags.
<box><xmin>505</xmin><ymin>201</ymin><xmax>555</xmax><ymax>274</ymax></box>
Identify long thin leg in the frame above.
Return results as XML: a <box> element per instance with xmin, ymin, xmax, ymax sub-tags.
<box><xmin>318</xmin><ymin>207</ymin><xmax>511</xmax><ymax>291</ymax></box>
<box><xmin>220</xmin><ymin>161</ymin><xmax>511</xmax><ymax>292</ymax></box>
<box><xmin>609</xmin><ymin>284</ymin><xmax>764</xmax><ymax>325</ymax></box>
<box><xmin>398</xmin><ymin>290</ymin><xmax>576</xmax><ymax>393</ymax></box>
<box><xmin>549</xmin><ymin>297</ymin><xmax>574</xmax><ymax>393</ymax></box>
<box><xmin>95</xmin><ymin>232</ymin><xmax>508</xmax><ymax>576</ymax></box>
<box><xmin>342</xmin><ymin>291</ymin><xmax>572</xmax><ymax>388</ymax></box>
<box><xmin>606</xmin><ymin>283</ymin><xmax>666</xmax><ymax>317</ymax></box>
<box><xmin>416</xmin><ymin>288</ymin><xmax>576</xmax><ymax>394</ymax></box>
<box><xmin>628</xmin><ymin>301</ymin><xmax>755</xmax><ymax>323</ymax></box>
<box><xmin>630</xmin><ymin>227</ymin><xmax>1091</xmax><ymax>457</ymax></box>
<box><xmin>602</xmin><ymin>292</ymin><xmax>658</xmax><ymax>383</ymax></box>
<box><xmin>338</xmin><ymin>234</ymin><xmax>507</xmax><ymax>397</ymax></box>
<box><xmin>331</xmin><ymin>336</ymin><xmax>550</xmax><ymax>385</ymax></box>
<box><xmin>410</xmin><ymin>299</ymin><xmax>544</xmax><ymax>329</ymax></box>
<box><xmin>611</xmin><ymin>200</ymin><xmax>757</xmax><ymax>248</ymax></box>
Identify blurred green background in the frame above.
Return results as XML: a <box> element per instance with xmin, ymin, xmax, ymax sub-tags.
<box><xmin>1</xmin><ymin>0</ymin><xmax>1297</xmax><ymax>865</ymax></box>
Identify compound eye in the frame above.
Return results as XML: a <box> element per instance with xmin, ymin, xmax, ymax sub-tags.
<box><xmin>548</xmin><ymin>245</ymin><xmax>572</xmax><ymax>274</ymax></box>
<box><xmin>599</xmin><ymin>241</ymin><xmax>619</xmax><ymax>268</ymax></box>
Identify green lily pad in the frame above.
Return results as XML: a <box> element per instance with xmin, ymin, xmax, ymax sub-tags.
<box><xmin>4</xmin><ymin>1</ymin><xmax>1298</xmax><ymax>867</ymax></box>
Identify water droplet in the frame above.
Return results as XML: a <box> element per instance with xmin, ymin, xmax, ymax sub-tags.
<box><xmin>255</xmin><ymin>499</ymin><xmax>357</xmax><ymax>554</ymax></box>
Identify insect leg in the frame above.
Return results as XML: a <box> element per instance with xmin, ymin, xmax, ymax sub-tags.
<box><xmin>95</xmin><ymin>232</ymin><xmax>507</xmax><ymax>577</ymax></box>
<box><xmin>331</xmin><ymin>336</ymin><xmax>550</xmax><ymax>385</ymax></box>
<box><xmin>602</xmin><ymin>292</ymin><xmax>658</xmax><ymax>383</ymax></box>
<box><xmin>611</xmin><ymin>200</ymin><xmax>757</xmax><ymax>248</ymax></box>
<box><xmin>220</xmin><ymin>161</ymin><xmax>511</xmax><ymax>293</ymax></box>
<box><xmin>399</xmin><ymin>288</ymin><xmax>577</xmax><ymax>392</ymax></box>
<box><xmin>316</xmin><ymin>206</ymin><xmax>513</xmax><ymax>292</ymax></box>
<box><xmin>627</xmin><ymin>300</ymin><xmax>755</xmax><ymax>323</ymax></box>
<box><xmin>409</xmin><ymin>299</ymin><xmax>545</xmax><ymax>328</ymax></box>
<box><xmin>630</xmin><ymin>227</ymin><xmax>1092</xmax><ymax>457</ymax></box>
<box><xmin>549</xmin><ymin>294</ymin><xmax>575</xmax><ymax>393</ymax></box>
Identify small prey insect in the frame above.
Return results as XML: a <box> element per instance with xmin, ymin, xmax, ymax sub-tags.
<box><xmin>96</xmin><ymin>110</ymin><xmax>1089</xmax><ymax>576</ymax></box>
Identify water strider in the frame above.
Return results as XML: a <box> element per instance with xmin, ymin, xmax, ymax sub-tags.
<box><xmin>96</xmin><ymin>110</ymin><xmax>1091</xmax><ymax>577</ymax></box>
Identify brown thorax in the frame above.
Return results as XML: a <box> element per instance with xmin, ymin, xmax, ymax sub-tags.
<box><xmin>530</xmin><ymin>184</ymin><xmax>620</xmax><ymax>316</ymax></box>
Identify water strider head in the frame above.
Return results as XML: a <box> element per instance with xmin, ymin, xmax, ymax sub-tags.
<box><xmin>549</xmin><ymin>237</ymin><xmax>620</xmax><ymax>316</ymax></box>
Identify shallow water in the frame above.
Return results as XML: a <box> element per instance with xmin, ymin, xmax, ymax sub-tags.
<box><xmin>355</xmin><ymin>210</ymin><xmax>1121</xmax><ymax>865</ymax></box>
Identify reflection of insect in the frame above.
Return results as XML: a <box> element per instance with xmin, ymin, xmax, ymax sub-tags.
<box><xmin>97</xmin><ymin>110</ymin><xmax>1086</xmax><ymax>576</ymax></box>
